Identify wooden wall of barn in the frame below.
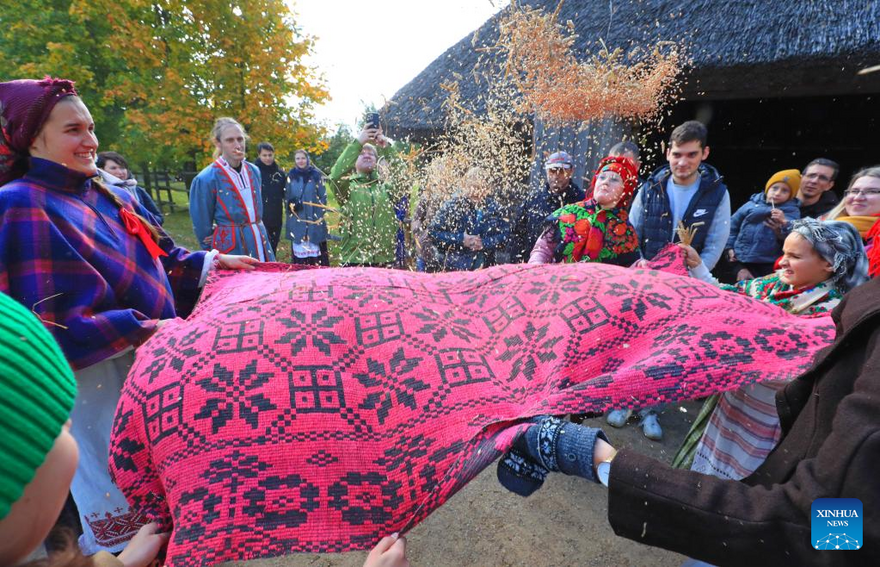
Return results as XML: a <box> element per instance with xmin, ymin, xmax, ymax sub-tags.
<box><xmin>528</xmin><ymin>116</ymin><xmax>633</xmax><ymax>192</ymax></box>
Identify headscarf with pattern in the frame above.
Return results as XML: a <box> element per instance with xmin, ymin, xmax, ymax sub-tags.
<box><xmin>589</xmin><ymin>155</ymin><xmax>639</xmax><ymax>209</ymax></box>
<box><xmin>0</xmin><ymin>77</ymin><xmax>78</xmax><ymax>186</ymax></box>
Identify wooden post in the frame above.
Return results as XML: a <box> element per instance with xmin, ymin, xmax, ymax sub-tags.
<box><xmin>158</xmin><ymin>170</ymin><xmax>176</xmax><ymax>213</ymax></box>
<box><xmin>140</xmin><ymin>164</ymin><xmax>153</xmax><ymax>199</ymax></box>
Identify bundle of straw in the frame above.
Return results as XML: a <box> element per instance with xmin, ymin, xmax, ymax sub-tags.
<box><xmin>676</xmin><ymin>221</ymin><xmax>704</xmax><ymax>247</ymax></box>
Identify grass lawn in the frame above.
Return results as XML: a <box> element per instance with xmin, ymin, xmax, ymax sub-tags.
<box><xmin>155</xmin><ymin>184</ymin><xmax>342</xmax><ymax>265</ymax></box>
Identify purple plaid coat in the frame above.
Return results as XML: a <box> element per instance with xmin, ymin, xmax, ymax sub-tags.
<box><xmin>0</xmin><ymin>158</ymin><xmax>207</xmax><ymax>370</ymax></box>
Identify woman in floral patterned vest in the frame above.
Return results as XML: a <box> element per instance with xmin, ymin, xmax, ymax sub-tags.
<box><xmin>529</xmin><ymin>155</ymin><xmax>640</xmax><ymax>266</ymax></box>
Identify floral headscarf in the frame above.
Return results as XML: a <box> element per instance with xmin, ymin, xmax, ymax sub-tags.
<box><xmin>589</xmin><ymin>155</ymin><xmax>639</xmax><ymax>209</ymax></box>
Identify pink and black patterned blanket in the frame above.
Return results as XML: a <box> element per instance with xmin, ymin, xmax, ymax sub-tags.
<box><xmin>109</xmin><ymin>246</ymin><xmax>835</xmax><ymax>566</ymax></box>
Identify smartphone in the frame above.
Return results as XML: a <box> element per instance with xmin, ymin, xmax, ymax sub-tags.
<box><xmin>365</xmin><ymin>112</ymin><xmax>380</xmax><ymax>129</ymax></box>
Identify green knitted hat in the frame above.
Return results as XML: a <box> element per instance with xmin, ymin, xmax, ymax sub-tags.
<box><xmin>0</xmin><ymin>292</ymin><xmax>76</xmax><ymax>520</ymax></box>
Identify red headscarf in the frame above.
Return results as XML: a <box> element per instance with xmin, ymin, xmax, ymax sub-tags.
<box><xmin>867</xmin><ymin>219</ymin><xmax>880</xmax><ymax>278</ymax></box>
<box><xmin>0</xmin><ymin>77</ymin><xmax>78</xmax><ymax>185</ymax></box>
<box><xmin>589</xmin><ymin>155</ymin><xmax>639</xmax><ymax>210</ymax></box>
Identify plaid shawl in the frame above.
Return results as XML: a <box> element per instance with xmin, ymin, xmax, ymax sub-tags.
<box><xmin>0</xmin><ymin>158</ymin><xmax>207</xmax><ymax>370</ymax></box>
<box><xmin>109</xmin><ymin>245</ymin><xmax>835</xmax><ymax>566</ymax></box>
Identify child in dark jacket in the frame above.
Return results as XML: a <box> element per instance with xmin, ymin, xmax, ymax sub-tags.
<box><xmin>726</xmin><ymin>169</ymin><xmax>801</xmax><ymax>280</ymax></box>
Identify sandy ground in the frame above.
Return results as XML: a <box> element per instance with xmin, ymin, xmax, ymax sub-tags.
<box><xmin>227</xmin><ymin>402</ymin><xmax>703</xmax><ymax>567</ymax></box>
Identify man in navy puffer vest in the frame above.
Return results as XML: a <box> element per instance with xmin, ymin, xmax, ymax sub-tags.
<box><xmin>608</xmin><ymin>121</ymin><xmax>731</xmax><ymax>441</ymax></box>
<box><xmin>629</xmin><ymin>121</ymin><xmax>730</xmax><ymax>270</ymax></box>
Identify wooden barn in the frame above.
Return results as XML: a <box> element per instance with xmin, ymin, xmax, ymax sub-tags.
<box><xmin>383</xmin><ymin>0</ymin><xmax>880</xmax><ymax>203</ymax></box>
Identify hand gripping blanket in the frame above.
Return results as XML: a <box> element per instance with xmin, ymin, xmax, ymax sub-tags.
<box><xmin>109</xmin><ymin>246</ymin><xmax>835</xmax><ymax>566</ymax></box>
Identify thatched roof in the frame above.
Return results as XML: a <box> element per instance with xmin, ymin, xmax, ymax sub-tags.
<box><xmin>383</xmin><ymin>0</ymin><xmax>880</xmax><ymax>138</ymax></box>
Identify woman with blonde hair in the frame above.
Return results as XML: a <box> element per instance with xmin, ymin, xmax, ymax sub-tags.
<box><xmin>822</xmin><ymin>165</ymin><xmax>880</xmax><ymax>277</ymax></box>
<box><xmin>189</xmin><ymin>117</ymin><xmax>276</xmax><ymax>261</ymax></box>
<box><xmin>286</xmin><ymin>149</ymin><xmax>329</xmax><ymax>265</ymax></box>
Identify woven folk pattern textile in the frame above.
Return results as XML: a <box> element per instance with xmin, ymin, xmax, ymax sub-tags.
<box><xmin>109</xmin><ymin>246</ymin><xmax>835</xmax><ymax>566</ymax></box>
<box><xmin>85</xmin><ymin>509</ymin><xmax>152</xmax><ymax>550</ymax></box>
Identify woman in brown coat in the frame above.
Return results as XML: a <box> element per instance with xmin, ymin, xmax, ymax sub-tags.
<box><xmin>500</xmin><ymin>275</ymin><xmax>880</xmax><ymax>566</ymax></box>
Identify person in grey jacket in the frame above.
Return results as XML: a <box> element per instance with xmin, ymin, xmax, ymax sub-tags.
<box><xmin>285</xmin><ymin>149</ymin><xmax>329</xmax><ymax>266</ymax></box>
<box><xmin>726</xmin><ymin>169</ymin><xmax>802</xmax><ymax>280</ymax></box>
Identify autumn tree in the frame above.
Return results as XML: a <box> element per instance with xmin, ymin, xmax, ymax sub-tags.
<box><xmin>312</xmin><ymin>124</ymin><xmax>353</xmax><ymax>175</ymax></box>
<box><xmin>0</xmin><ymin>0</ymin><xmax>127</xmax><ymax>145</ymax></box>
<box><xmin>0</xmin><ymin>0</ymin><xmax>328</xmax><ymax>168</ymax></box>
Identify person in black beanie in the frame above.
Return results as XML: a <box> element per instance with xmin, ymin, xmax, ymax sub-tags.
<box><xmin>255</xmin><ymin>142</ymin><xmax>287</xmax><ymax>252</ymax></box>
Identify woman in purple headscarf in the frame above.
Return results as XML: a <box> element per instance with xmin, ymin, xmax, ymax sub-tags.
<box><xmin>0</xmin><ymin>78</ymin><xmax>258</xmax><ymax>553</ymax></box>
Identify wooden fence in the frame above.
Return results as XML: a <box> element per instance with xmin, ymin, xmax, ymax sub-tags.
<box><xmin>131</xmin><ymin>169</ymin><xmax>198</xmax><ymax>214</ymax></box>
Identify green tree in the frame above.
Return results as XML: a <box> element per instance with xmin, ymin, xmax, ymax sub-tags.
<box><xmin>0</xmin><ymin>0</ymin><xmax>328</xmax><ymax>168</ymax></box>
<box><xmin>0</xmin><ymin>0</ymin><xmax>126</xmax><ymax>147</ymax></box>
<box><xmin>312</xmin><ymin>123</ymin><xmax>353</xmax><ymax>175</ymax></box>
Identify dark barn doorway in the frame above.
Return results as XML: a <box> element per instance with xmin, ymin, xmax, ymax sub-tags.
<box><xmin>643</xmin><ymin>93</ymin><xmax>879</xmax><ymax>210</ymax></box>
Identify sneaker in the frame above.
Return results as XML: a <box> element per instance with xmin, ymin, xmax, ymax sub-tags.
<box><xmin>641</xmin><ymin>412</ymin><xmax>663</xmax><ymax>441</ymax></box>
<box><xmin>605</xmin><ymin>408</ymin><xmax>632</xmax><ymax>428</ymax></box>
